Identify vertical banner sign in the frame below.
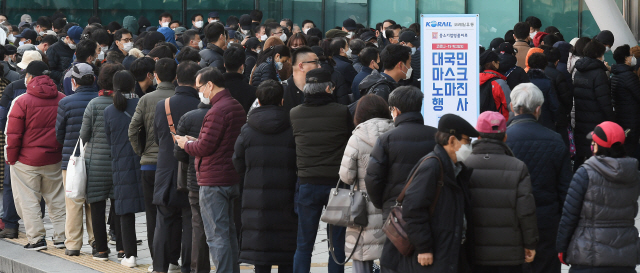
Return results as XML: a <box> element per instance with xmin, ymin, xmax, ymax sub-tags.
<box><xmin>421</xmin><ymin>14</ymin><xmax>480</xmax><ymax>128</ymax></box>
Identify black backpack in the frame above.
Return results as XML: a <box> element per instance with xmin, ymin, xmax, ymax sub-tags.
<box><xmin>479</xmin><ymin>77</ymin><xmax>499</xmax><ymax>113</ymax></box>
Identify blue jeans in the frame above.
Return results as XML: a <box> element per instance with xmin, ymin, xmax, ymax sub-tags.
<box><xmin>199</xmin><ymin>184</ymin><xmax>240</xmax><ymax>273</ymax></box>
<box><xmin>2</xmin><ymin>163</ymin><xmax>44</xmax><ymax>229</ymax></box>
<box><xmin>293</xmin><ymin>183</ymin><xmax>345</xmax><ymax>273</ymax></box>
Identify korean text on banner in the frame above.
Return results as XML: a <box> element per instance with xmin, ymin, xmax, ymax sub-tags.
<box><xmin>421</xmin><ymin>14</ymin><xmax>480</xmax><ymax>128</ymax></box>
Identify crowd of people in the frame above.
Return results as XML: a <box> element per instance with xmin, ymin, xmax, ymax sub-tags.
<box><xmin>0</xmin><ymin>8</ymin><xmax>636</xmax><ymax>273</ymax></box>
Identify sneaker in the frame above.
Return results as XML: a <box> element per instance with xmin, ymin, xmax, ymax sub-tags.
<box><xmin>24</xmin><ymin>239</ymin><xmax>47</xmax><ymax>251</ymax></box>
<box><xmin>91</xmin><ymin>242</ymin><xmax>111</xmax><ymax>255</ymax></box>
<box><xmin>0</xmin><ymin>228</ymin><xmax>18</xmax><ymax>239</ymax></box>
<box><xmin>167</xmin><ymin>263</ymin><xmax>181</xmax><ymax>273</ymax></box>
<box><xmin>54</xmin><ymin>242</ymin><xmax>65</xmax><ymax>249</ymax></box>
<box><xmin>92</xmin><ymin>252</ymin><xmax>109</xmax><ymax>261</ymax></box>
<box><xmin>121</xmin><ymin>256</ymin><xmax>137</xmax><ymax>268</ymax></box>
<box><xmin>117</xmin><ymin>252</ymin><xmax>125</xmax><ymax>261</ymax></box>
<box><xmin>65</xmin><ymin>249</ymin><xmax>80</xmax><ymax>256</ymax></box>
<box><xmin>147</xmin><ymin>265</ymin><xmax>153</xmax><ymax>272</ymax></box>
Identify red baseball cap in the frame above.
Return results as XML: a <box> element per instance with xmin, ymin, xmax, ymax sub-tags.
<box><xmin>476</xmin><ymin>111</ymin><xmax>506</xmax><ymax>134</ymax></box>
<box><xmin>587</xmin><ymin>121</ymin><xmax>625</xmax><ymax>148</ymax></box>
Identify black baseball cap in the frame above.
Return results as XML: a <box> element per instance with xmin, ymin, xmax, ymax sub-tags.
<box><xmin>497</xmin><ymin>42</ymin><xmax>516</xmax><ymax>55</ymax></box>
<box><xmin>359</xmin><ymin>31</ymin><xmax>376</xmax><ymax>42</ymax></box>
<box><xmin>239</xmin><ymin>14</ymin><xmax>252</xmax><ymax>30</ymax></box>
<box><xmin>305</xmin><ymin>68</ymin><xmax>332</xmax><ymax>83</ymax></box>
<box><xmin>399</xmin><ymin>31</ymin><xmax>420</xmax><ymax>47</ymax></box>
<box><xmin>15</xmin><ymin>29</ymin><xmax>37</xmax><ymax>43</ymax></box>
<box><xmin>343</xmin><ymin>18</ymin><xmax>356</xmax><ymax>31</ymax></box>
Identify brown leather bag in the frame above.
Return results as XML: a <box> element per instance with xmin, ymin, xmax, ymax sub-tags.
<box><xmin>382</xmin><ymin>155</ymin><xmax>444</xmax><ymax>256</ymax></box>
<box><xmin>165</xmin><ymin>99</ymin><xmax>188</xmax><ymax>192</ymax></box>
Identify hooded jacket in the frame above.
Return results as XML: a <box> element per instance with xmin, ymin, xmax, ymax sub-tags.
<box><xmin>199</xmin><ymin>43</ymin><xmax>225</xmax><ymax>73</ymax></box>
<box><xmin>465</xmin><ymin>139</ymin><xmax>539</xmax><ymax>266</ymax></box>
<box><xmin>357</xmin><ymin>69</ymin><xmax>396</xmax><ymax>102</ymax></box>
<box><xmin>233</xmin><ymin>105</ymin><xmax>298</xmax><ymax>265</ymax></box>
<box><xmin>55</xmin><ymin>85</ymin><xmax>99</xmax><ymax>169</ymax></box>
<box><xmin>573</xmin><ymin>57</ymin><xmax>614</xmax><ymax>157</ymax></box>
<box><xmin>479</xmin><ymin>70</ymin><xmax>510</xmax><ymax>120</ymax></box>
<box><xmin>5</xmin><ymin>75</ymin><xmax>64</xmax><ymax>166</ymax></box>
<box><xmin>498</xmin><ymin>53</ymin><xmax>530</xmax><ymax>90</ymax></box>
<box><xmin>557</xmin><ymin>156</ymin><xmax>640</xmax><ymax>267</ymax></box>
<box><xmin>339</xmin><ymin>117</ymin><xmax>394</xmax><ymax>261</ymax></box>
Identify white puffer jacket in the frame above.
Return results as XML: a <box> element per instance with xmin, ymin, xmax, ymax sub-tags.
<box><xmin>338</xmin><ymin>117</ymin><xmax>394</xmax><ymax>261</ymax></box>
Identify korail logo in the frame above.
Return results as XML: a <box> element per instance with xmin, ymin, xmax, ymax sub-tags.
<box><xmin>427</xmin><ymin>20</ymin><xmax>452</xmax><ymax>27</ymax></box>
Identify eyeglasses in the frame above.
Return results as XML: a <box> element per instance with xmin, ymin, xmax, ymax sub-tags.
<box><xmin>120</xmin><ymin>38</ymin><xmax>133</xmax><ymax>43</ymax></box>
<box><xmin>196</xmin><ymin>84</ymin><xmax>206</xmax><ymax>90</ymax></box>
<box><xmin>302</xmin><ymin>60</ymin><xmax>321</xmax><ymax>65</ymax></box>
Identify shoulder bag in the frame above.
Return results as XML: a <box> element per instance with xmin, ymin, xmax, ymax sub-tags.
<box><xmin>165</xmin><ymin>98</ymin><xmax>189</xmax><ymax>192</ymax></box>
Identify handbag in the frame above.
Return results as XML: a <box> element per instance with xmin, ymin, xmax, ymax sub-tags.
<box><xmin>65</xmin><ymin>139</ymin><xmax>87</xmax><ymax>200</ymax></box>
<box><xmin>321</xmin><ymin>179</ymin><xmax>368</xmax><ymax>228</ymax></box>
<box><xmin>164</xmin><ymin>98</ymin><xmax>188</xmax><ymax>192</ymax></box>
<box><xmin>382</xmin><ymin>155</ymin><xmax>444</xmax><ymax>256</ymax></box>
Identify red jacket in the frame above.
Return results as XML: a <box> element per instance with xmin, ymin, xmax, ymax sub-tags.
<box><xmin>6</xmin><ymin>75</ymin><xmax>65</xmax><ymax>166</ymax></box>
<box><xmin>184</xmin><ymin>89</ymin><xmax>246</xmax><ymax>187</ymax></box>
<box><xmin>480</xmin><ymin>70</ymin><xmax>509</xmax><ymax>120</ymax></box>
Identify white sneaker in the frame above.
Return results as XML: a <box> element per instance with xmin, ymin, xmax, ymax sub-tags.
<box><xmin>121</xmin><ymin>256</ymin><xmax>137</xmax><ymax>268</ymax></box>
<box><xmin>147</xmin><ymin>265</ymin><xmax>153</xmax><ymax>272</ymax></box>
<box><xmin>167</xmin><ymin>263</ymin><xmax>181</xmax><ymax>273</ymax></box>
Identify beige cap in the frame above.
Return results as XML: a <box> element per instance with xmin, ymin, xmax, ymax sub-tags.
<box><xmin>17</xmin><ymin>51</ymin><xmax>42</xmax><ymax>70</ymax></box>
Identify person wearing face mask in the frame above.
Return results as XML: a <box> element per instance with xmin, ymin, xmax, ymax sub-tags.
<box><xmin>36</xmin><ymin>35</ymin><xmax>57</xmax><ymax>57</ymax></box>
<box><xmin>357</xmin><ymin>44</ymin><xmax>409</xmax><ymax>102</ymax></box>
<box><xmin>46</xmin><ymin>25</ymin><xmax>82</xmax><ymax>86</ymax></box>
<box><xmin>199</xmin><ymin>22</ymin><xmax>227</xmax><ymax>73</ymax></box>
<box><xmin>351</xmin><ymin>47</ymin><xmax>379</xmax><ymax>102</ymax></box>
<box><xmin>526</xmin><ymin>16</ymin><xmax>542</xmax><ymax>47</ymax></box>
<box><xmin>465</xmin><ymin>111</ymin><xmax>539</xmax><ymax>273</ymax></box>
<box><xmin>610</xmin><ymin>44</ymin><xmax>640</xmax><ymax>156</ymax></box>
<box><xmin>62</xmin><ymin>39</ymin><xmax>99</xmax><ymax>96</ymax></box>
<box><xmin>15</xmin><ymin>28</ymin><xmax>37</xmax><ymax>47</ymax></box>
<box><xmin>237</xmin><ymin>14</ymin><xmax>254</xmax><ymax>44</ymax></box>
<box><xmin>249</xmin><ymin>44</ymin><xmax>290</xmax><ymax>87</ymax></box>
<box><xmin>191</xmin><ymin>13</ymin><xmax>204</xmax><ymax>31</ymax></box>
<box><xmin>158</xmin><ymin>12</ymin><xmax>172</xmax><ymax>28</ymax></box>
<box><xmin>174</xmin><ymin>67</ymin><xmax>246</xmax><ymax>273</ymax></box>
<box><xmin>330</xmin><ymin>38</ymin><xmax>358</xmax><ymax>88</ymax></box>
<box><xmin>34</xmin><ymin>16</ymin><xmax>52</xmax><ymax>38</ymax></box>
<box><xmin>479</xmin><ymin>51</ymin><xmax>510</xmax><ymax>120</ymax></box>
<box><xmin>207</xmin><ymin>11</ymin><xmax>220</xmax><ymax>24</ymax></box>
<box><xmin>573</xmin><ymin>40</ymin><xmax>614</xmax><ymax>171</ymax></box>
<box><xmin>342</xmin><ymin>18</ymin><xmax>357</xmax><ymax>39</ymax></box>
<box><xmin>393</xmin><ymin>112</ymin><xmax>478</xmax><ymax>273</ymax></box>
<box><xmin>112</xmin><ymin>28</ymin><xmax>133</xmax><ymax>57</ymax></box>
<box><xmin>301</xmin><ymin>20</ymin><xmax>315</xmax><ymax>35</ymax></box>
<box><xmin>397</xmin><ymin>30</ymin><xmax>421</xmax><ymax>88</ymax></box>
<box><xmin>364</xmin><ymin>86</ymin><xmax>437</xmax><ymax>273</ymax></box>
<box><xmin>243</xmin><ymin>37</ymin><xmax>260</xmax><ymax>82</ymax></box>
<box><xmin>223</xmin><ymin>46</ymin><xmax>256</xmax><ymax>113</ymax></box>
<box><xmin>595</xmin><ymin>30</ymin><xmax>615</xmax><ymax>54</ymax></box>
<box><xmin>506</xmin><ymin>83</ymin><xmax>572</xmax><ymax>273</ymax></box>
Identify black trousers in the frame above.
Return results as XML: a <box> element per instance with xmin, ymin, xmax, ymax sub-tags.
<box><xmin>141</xmin><ymin>170</ymin><xmax>157</xmax><ymax>258</ymax></box>
<box><xmin>255</xmin><ymin>264</ymin><xmax>293</xmax><ymax>273</ymax></box>
<box><xmin>90</xmin><ymin>199</ymin><xmax>115</xmax><ymax>253</ymax></box>
<box><xmin>189</xmin><ymin>191</ymin><xmax>210</xmax><ymax>273</ymax></box>
<box><xmin>153</xmin><ymin>204</ymin><xmax>192</xmax><ymax>273</ymax></box>
<box><xmin>523</xmin><ymin>227</ymin><xmax>561</xmax><ymax>273</ymax></box>
<box><xmin>116</xmin><ymin>213</ymin><xmax>137</xmax><ymax>258</ymax></box>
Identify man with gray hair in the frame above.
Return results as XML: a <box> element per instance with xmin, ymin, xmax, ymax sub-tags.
<box><xmin>290</xmin><ymin>68</ymin><xmax>352</xmax><ymax>273</ymax></box>
<box><xmin>505</xmin><ymin>83</ymin><xmax>571</xmax><ymax>273</ymax></box>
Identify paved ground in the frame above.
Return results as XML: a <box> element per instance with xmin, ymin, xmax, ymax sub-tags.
<box><xmin>1</xmin><ymin>189</ymin><xmax>640</xmax><ymax>272</ymax></box>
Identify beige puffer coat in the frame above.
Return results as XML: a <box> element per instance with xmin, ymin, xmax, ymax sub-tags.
<box><xmin>338</xmin><ymin>117</ymin><xmax>394</xmax><ymax>261</ymax></box>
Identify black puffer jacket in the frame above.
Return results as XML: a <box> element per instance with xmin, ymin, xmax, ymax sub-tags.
<box><xmin>365</xmin><ymin>112</ymin><xmax>437</xmax><ymax>216</ymax></box>
<box><xmin>251</xmin><ymin>58</ymin><xmax>279</xmax><ymax>87</ymax></box>
<box><xmin>224</xmin><ymin>72</ymin><xmax>256</xmax><ymax>113</ymax></box>
<box><xmin>498</xmin><ymin>53</ymin><xmax>530</xmax><ymax>90</ymax></box>
<box><xmin>55</xmin><ymin>86</ymin><xmax>99</xmax><ymax>169</ymax></box>
<box><xmin>573</xmin><ymin>57</ymin><xmax>614</xmax><ymax>157</ymax></box>
<box><xmin>320</xmin><ymin>60</ymin><xmax>352</xmax><ymax>105</ymax></box>
<box><xmin>199</xmin><ymin>43</ymin><xmax>226</xmax><ymax>73</ymax></box>
<box><xmin>357</xmin><ymin>70</ymin><xmax>397</xmax><ymax>102</ymax></box>
<box><xmin>46</xmin><ymin>40</ymin><xmax>75</xmax><ymax>84</ymax></box>
<box><xmin>233</xmin><ymin>105</ymin><xmax>298</xmax><ymax>265</ymax></box>
<box><xmin>528</xmin><ymin>69</ymin><xmax>559</xmax><ymax>130</ymax></box>
<box><xmin>174</xmin><ymin>103</ymin><xmax>211</xmax><ymax>192</ymax></box>
<box><xmin>464</xmin><ymin>139</ymin><xmax>539</xmax><ymax>266</ymax></box>
<box><xmin>545</xmin><ymin>63</ymin><xmax>573</xmax><ymax>129</ymax></box>
<box><xmin>395</xmin><ymin>145</ymin><xmax>474</xmax><ymax>273</ymax></box>
<box><xmin>333</xmin><ymin>55</ymin><xmax>358</xmax><ymax>85</ymax></box>
<box><xmin>610</xmin><ymin>64</ymin><xmax>640</xmax><ymax>138</ymax></box>
<box><xmin>557</xmin><ymin>156</ymin><xmax>640</xmax><ymax>267</ymax></box>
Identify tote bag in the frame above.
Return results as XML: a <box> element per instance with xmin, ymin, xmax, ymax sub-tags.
<box><xmin>65</xmin><ymin>139</ymin><xmax>87</xmax><ymax>199</ymax></box>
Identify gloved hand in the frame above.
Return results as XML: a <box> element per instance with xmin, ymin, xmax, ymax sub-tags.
<box><xmin>558</xmin><ymin>253</ymin><xmax>567</xmax><ymax>265</ymax></box>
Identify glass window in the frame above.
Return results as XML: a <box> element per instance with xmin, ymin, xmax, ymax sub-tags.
<box><xmin>370</xmin><ymin>0</ymin><xmax>415</xmax><ymax>29</ymax></box>
<box><xmin>419</xmin><ymin>0</ymin><xmax>465</xmax><ymax>15</ymax></box>
<box><xmin>521</xmin><ymin>0</ymin><xmax>579</xmax><ymax>42</ymax></box>
<box><xmin>7</xmin><ymin>0</ymin><xmax>92</xmax><ymax>29</ymax></box>
<box><xmin>283</xmin><ymin>0</ymin><xmax>322</xmax><ymax>32</ymax></box>
<box><xmin>98</xmin><ymin>0</ymin><xmax>182</xmax><ymax>34</ymax></box>
<box><xmin>325</xmin><ymin>0</ymin><xmax>368</xmax><ymax>32</ymax></box>
<box><xmin>468</xmin><ymin>0</ymin><xmax>519</xmax><ymax>49</ymax></box>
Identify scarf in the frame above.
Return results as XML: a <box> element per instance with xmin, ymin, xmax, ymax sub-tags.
<box><xmin>99</xmin><ymin>89</ymin><xmax>114</xmax><ymax>96</ymax></box>
<box><xmin>303</xmin><ymin>92</ymin><xmax>335</xmax><ymax>106</ymax></box>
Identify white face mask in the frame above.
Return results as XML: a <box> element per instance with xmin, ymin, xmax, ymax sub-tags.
<box><xmin>382</xmin><ymin>30</ymin><xmax>387</xmax><ymax>38</ymax></box>
<box><xmin>256</xmin><ymin>48</ymin><xmax>262</xmax><ymax>54</ymax></box>
<box><xmin>455</xmin><ymin>143</ymin><xmax>472</xmax><ymax>162</ymax></box>
<box><xmin>97</xmin><ymin>51</ymin><xmax>105</xmax><ymax>61</ymax></box>
<box><xmin>199</xmin><ymin>91</ymin><xmax>210</xmax><ymax>105</ymax></box>
<box><xmin>198</xmin><ymin>40</ymin><xmax>203</xmax><ymax>49</ymax></box>
<box><xmin>280</xmin><ymin>33</ymin><xmax>287</xmax><ymax>42</ymax></box>
<box><xmin>606</xmin><ymin>46</ymin><xmax>611</xmax><ymax>52</ymax></box>
<box><xmin>276</xmin><ymin>61</ymin><xmax>284</xmax><ymax>71</ymax></box>
<box><xmin>411</xmin><ymin>47</ymin><xmax>416</xmax><ymax>55</ymax></box>
<box><xmin>161</xmin><ymin>22</ymin><xmax>169</xmax><ymax>28</ymax></box>
<box><xmin>242</xmin><ymin>29</ymin><xmax>250</xmax><ymax>35</ymax></box>
<box><xmin>38</xmin><ymin>31</ymin><xmax>45</xmax><ymax>36</ymax></box>
<box><xmin>632</xmin><ymin>56</ymin><xmax>637</xmax><ymax>67</ymax></box>
<box><xmin>346</xmin><ymin>33</ymin><xmax>353</xmax><ymax>39</ymax></box>
<box><xmin>18</xmin><ymin>41</ymin><xmax>25</xmax><ymax>46</ymax></box>
<box><xmin>373</xmin><ymin>42</ymin><xmax>378</xmax><ymax>47</ymax></box>
<box><xmin>24</xmin><ymin>77</ymin><xmax>28</xmax><ymax>87</ymax></box>
<box><xmin>101</xmin><ymin>46</ymin><xmax>108</xmax><ymax>52</ymax></box>
<box><xmin>7</xmin><ymin>34</ymin><xmax>15</xmax><ymax>43</ymax></box>
<box><xmin>529</xmin><ymin>31</ymin><xmax>537</xmax><ymax>40</ymax></box>
<box><xmin>194</xmin><ymin>21</ymin><xmax>203</xmax><ymax>28</ymax></box>
<box><xmin>67</xmin><ymin>42</ymin><xmax>76</xmax><ymax>50</ymax></box>
<box><xmin>345</xmin><ymin>48</ymin><xmax>352</xmax><ymax>56</ymax></box>
<box><xmin>260</xmin><ymin>34</ymin><xmax>268</xmax><ymax>41</ymax></box>
<box><xmin>123</xmin><ymin>42</ymin><xmax>133</xmax><ymax>52</ymax></box>
<box><xmin>303</xmin><ymin>28</ymin><xmax>309</xmax><ymax>34</ymax></box>
<box><xmin>402</xmin><ymin>63</ymin><xmax>412</xmax><ymax>80</ymax></box>
<box><xmin>210</xmin><ymin>19</ymin><xmax>219</xmax><ymax>23</ymax></box>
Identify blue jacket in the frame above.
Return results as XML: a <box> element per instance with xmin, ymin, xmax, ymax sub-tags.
<box><xmin>351</xmin><ymin>66</ymin><xmax>373</xmax><ymax>101</ymax></box>
<box><xmin>104</xmin><ymin>98</ymin><xmax>145</xmax><ymax>215</ymax></box>
<box><xmin>55</xmin><ymin>85</ymin><xmax>99</xmax><ymax>169</ymax></box>
<box><xmin>333</xmin><ymin>55</ymin><xmax>358</xmax><ymax>86</ymax></box>
<box><xmin>528</xmin><ymin>69</ymin><xmax>559</xmax><ymax>130</ymax></box>
<box><xmin>0</xmin><ymin>79</ymin><xmax>27</xmax><ymax>132</ymax></box>
<box><xmin>506</xmin><ymin>114</ymin><xmax>572</xmax><ymax>229</ymax></box>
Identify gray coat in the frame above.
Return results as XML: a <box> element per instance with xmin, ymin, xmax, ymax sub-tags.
<box><xmin>80</xmin><ymin>95</ymin><xmax>114</xmax><ymax>204</ymax></box>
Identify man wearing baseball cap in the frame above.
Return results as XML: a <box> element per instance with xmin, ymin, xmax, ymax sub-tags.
<box><xmin>399</xmin><ymin>113</ymin><xmax>477</xmax><ymax>272</ymax></box>
<box><xmin>55</xmin><ymin>62</ymin><xmax>98</xmax><ymax>256</ymax></box>
<box><xmin>14</xmin><ymin>28</ymin><xmax>37</xmax><ymax>46</ymax></box>
<box><xmin>465</xmin><ymin>111</ymin><xmax>539</xmax><ymax>272</ymax></box>
<box><xmin>495</xmin><ymin>42</ymin><xmax>530</xmax><ymax>90</ymax></box>
<box><xmin>46</xmin><ymin>25</ymin><xmax>82</xmax><ymax>85</ymax></box>
<box><xmin>342</xmin><ymin>18</ymin><xmax>357</xmax><ymax>38</ymax></box>
<box><xmin>6</xmin><ymin>60</ymin><xmax>66</xmax><ymax>251</ymax></box>
<box><xmin>208</xmin><ymin>11</ymin><xmax>220</xmax><ymax>23</ymax></box>
<box><xmin>398</xmin><ymin>30</ymin><xmax>421</xmax><ymax>87</ymax></box>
